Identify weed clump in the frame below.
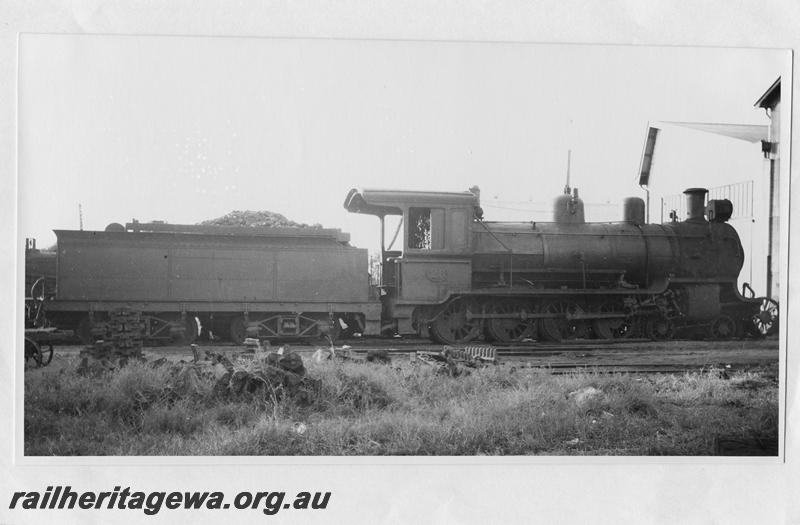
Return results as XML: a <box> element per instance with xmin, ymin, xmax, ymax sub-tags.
<box><xmin>331</xmin><ymin>370</ymin><xmax>394</xmax><ymax>410</ymax></box>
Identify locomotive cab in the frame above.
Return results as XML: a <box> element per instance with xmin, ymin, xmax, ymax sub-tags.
<box><xmin>344</xmin><ymin>188</ymin><xmax>480</xmax><ymax>333</ymax></box>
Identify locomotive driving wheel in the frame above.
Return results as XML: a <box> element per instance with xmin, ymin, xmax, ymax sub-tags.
<box><xmin>486</xmin><ymin>300</ymin><xmax>537</xmax><ymax>343</ymax></box>
<box><xmin>429</xmin><ymin>298</ymin><xmax>482</xmax><ymax>345</ymax></box>
<box><xmin>646</xmin><ymin>315</ymin><xmax>674</xmax><ymax>340</ymax></box>
<box><xmin>752</xmin><ymin>297</ymin><xmax>779</xmax><ymax>337</ymax></box>
<box><xmin>591</xmin><ymin>301</ymin><xmax>627</xmax><ymax>340</ymax></box>
<box><xmin>539</xmin><ymin>301</ymin><xmax>585</xmax><ymax>342</ymax></box>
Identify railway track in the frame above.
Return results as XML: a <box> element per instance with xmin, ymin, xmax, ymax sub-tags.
<box><xmin>47</xmin><ymin>336</ymin><xmax>779</xmax><ymax>375</ymax></box>
<box><xmin>340</xmin><ymin>337</ymin><xmax>779</xmax><ymax>374</ymax></box>
<box><xmin>340</xmin><ymin>336</ymin><xmax>777</xmax><ymax>353</ymax></box>
<box><xmin>505</xmin><ymin>362</ymin><xmax>779</xmax><ymax>376</ymax></box>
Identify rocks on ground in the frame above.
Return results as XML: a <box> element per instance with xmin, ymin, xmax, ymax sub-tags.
<box><xmin>196</xmin><ymin>347</ymin><xmax>319</xmax><ymax>405</ymax></box>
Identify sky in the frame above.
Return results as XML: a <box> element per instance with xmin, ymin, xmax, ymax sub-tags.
<box><xmin>18</xmin><ymin>35</ymin><xmax>788</xmax><ymax>293</ymax></box>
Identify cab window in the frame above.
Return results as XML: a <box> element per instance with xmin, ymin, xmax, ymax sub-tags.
<box><xmin>408</xmin><ymin>207</ymin><xmax>444</xmax><ymax>250</ymax></box>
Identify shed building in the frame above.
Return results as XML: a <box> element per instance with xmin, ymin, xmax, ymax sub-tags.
<box><xmin>755</xmin><ymin>77</ymin><xmax>781</xmax><ymax>302</ymax></box>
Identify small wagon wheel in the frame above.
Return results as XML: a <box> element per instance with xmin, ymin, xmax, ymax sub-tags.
<box><xmin>752</xmin><ymin>297</ymin><xmax>779</xmax><ymax>337</ymax></box>
<box><xmin>24</xmin><ymin>337</ymin><xmax>43</xmax><ymax>367</ymax></box>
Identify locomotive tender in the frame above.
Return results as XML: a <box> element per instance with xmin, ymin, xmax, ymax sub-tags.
<box><xmin>43</xmin><ymin>221</ymin><xmax>381</xmax><ymax>344</ymax></box>
<box><xmin>30</xmin><ymin>185</ymin><xmax>769</xmax><ymax>345</ymax></box>
<box><xmin>344</xmin><ymin>185</ymin><xmax>764</xmax><ymax>344</ymax></box>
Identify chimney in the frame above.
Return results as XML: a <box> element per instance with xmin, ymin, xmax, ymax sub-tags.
<box><xmin>683</xmin><ymin>188</ymin><xmax>708</xmax><ymax>222</ymax></box>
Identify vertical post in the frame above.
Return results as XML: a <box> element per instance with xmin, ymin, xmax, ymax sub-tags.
<box><xmin>766</xmin><ymin>160</ymin><xmax>775</xmax><ymax>299</ymax></box>
<box><xmin>564</xmin><ymin>149</ymin><xmax>572</xmax><ymax>195</ymax></box>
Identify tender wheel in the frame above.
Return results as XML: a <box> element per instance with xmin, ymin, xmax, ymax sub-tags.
<box><xmin>709</xmin><ymin>315</ymin><xmax>736</xmax><ymax>340</ymax></box>
<box><xmin>316</xmin><ymin>315</ymin><xmax>342</xmax><ymax>343</ymax></box>
<box><xmin>486</xmin><ymin>300</ymin><xmax>537</xmax><ymax>343</ymax></box>
<box><xmin>752</xmin><ymin>297</ymin><xmax>779</xmax><ymax>337</ymax></box>
<box><xmin>646</xmin><ymin>315</ymin><xmax>674</xmax><ymax>340</ymax></box>
<box><xmin>229</xmin><ymin>317</ymin><xmax>247</xmax><ymax>345</ymax></box>
<box><xmin>203</xmin><ymin>317</ymin><xmax>231</xmax><ymax>341</ymax></box>
<box><xmin>429</xmin><ymin>298</ymin><xmax>482</xmax><ymax>345</ymax></box>
<box><xmin>591</xmin><ymin>301</ymin><xmax>627</xmax><ymax>340</ymax></box>
<box><xmin>186</xmin><ymin>317</ymin><xmax>200</xmax><ymax>344</ymax></box>
<box><xmin>540</xmin><ymin>301</ymin><xmax>585</xmax><ymax>342</ymax></box>
<box><xmin>172</xmin><ymin>316</ymin><xmax>199</xmax><ymax>344</ymax></box>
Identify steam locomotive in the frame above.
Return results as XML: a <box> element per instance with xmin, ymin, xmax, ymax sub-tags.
<box><xmin>344</xmin><ymin>185</ymin><xmax>770</xmax><ymax>344</ymax></box>
<box><xmin>26</xmin><ymin>185</ymin><xmax>774</xmax><ymax>345</ymax></box>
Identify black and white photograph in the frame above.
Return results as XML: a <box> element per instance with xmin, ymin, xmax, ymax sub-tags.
<box><xmin>18</xmin><ymin>34</ymin><xmax>788</xmax><ymax>458</ymax></box>
<box><xmin>2</xmin><ymin>3</ymin><xmax>798</xmax><ymax>523</ymax></box>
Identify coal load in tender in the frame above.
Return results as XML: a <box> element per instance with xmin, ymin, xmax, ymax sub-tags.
<box><xmin>198</xmin><ymin>210</ymin><xmax>323</xmax><ymax>229</ymax></box>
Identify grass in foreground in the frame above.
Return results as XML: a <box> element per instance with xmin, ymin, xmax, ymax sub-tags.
<box><xmin>24</xmin><ymin>356</ymin><xmax>778</xmax><ymax>456</ymax></box>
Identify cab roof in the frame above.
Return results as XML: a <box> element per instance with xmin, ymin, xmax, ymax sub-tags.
<box><xmin>343</xmin><ymin>188</ymin><xmax>479</xmax><ymax>216</ymax></box>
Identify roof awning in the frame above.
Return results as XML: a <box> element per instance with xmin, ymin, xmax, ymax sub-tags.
<box><xmin>637</xmin><ymin>121</ymin><xmax>769</xmax><ymax>187</ymax></box>
<box><xmin>343</xmin><ymin>189</ymin><xmax>403</xmax><ymax>216</ymax></box>
<box><xmin>654</xmin><ymin>121</ymin><xmax>768</xmax><ymax>143</ymax></box>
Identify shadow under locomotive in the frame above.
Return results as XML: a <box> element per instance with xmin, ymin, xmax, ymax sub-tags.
<box><xmin>24</xmin><ymin>185</ymin><xmax>777</xmax><ymax>347</ymax></box>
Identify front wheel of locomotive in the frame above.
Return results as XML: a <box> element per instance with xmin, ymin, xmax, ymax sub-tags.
<box><xmin>709</xmin><ymin>315</ymin><xmax>736</xmax><ymax>340</ymax></box>
<box><xmin>486</xmin><ymin>299</ymin><xmax>537</xmax><ymax>343</ymax></box>
<box><xmin>429</xmin><ymin>298</ymin><xmax>482</xmax><ymax>345</ymax></box>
